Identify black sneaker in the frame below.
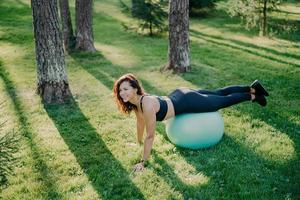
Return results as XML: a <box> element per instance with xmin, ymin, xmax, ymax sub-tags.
<box><xmin>250</xmin><ymin>80</ymin><xmax>269</xmax><ymax>96</ymax></box>
<box><xmin>252</xmin><ymin>95</ymin><xmax>267</xmax><ymax>107</ymax></box>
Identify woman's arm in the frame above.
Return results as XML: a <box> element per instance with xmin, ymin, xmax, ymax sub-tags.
<box><xmin>134</xmin><ymin>110</ymin><xmax>145</xmax><ymax>144</ymax></box>
<box><xmin>132</xmin><ymin>97</ymin><xmax>156</xmax><ymax>172</ymax></box>
<box><xmin>141</xmin><ymin>97</ymin><xmax>156</xmax><ymax>162</ymax></box>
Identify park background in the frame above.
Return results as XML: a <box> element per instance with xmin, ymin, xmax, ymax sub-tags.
<box><xmin>0</xmin><ymin>0</ymin><xmax>299</xmax><ymax>199</ymax></box>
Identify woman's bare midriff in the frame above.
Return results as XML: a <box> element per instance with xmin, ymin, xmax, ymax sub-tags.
<box><xmin>160</xmin><ymin>96</ymin><xmax>175</xmax><ymax>120</ymax></box>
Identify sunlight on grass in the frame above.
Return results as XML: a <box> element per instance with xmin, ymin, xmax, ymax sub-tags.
<box><xmin>66</xmin><ymin>54</ymin><xmax>206</xmax><ymax>198</ymax></box>
<box><xmin>136</xmin><ymin>70</ymin><xmax>204</xmax><ymax>96</ymax></box>
<box><xmin>0</xmin><ymin>43</ymin><xmax>100</xmax><ymax>199</ymax></box>
<box><xmin>0</xmin><ymin>30</ymin><xmax>4</xmax><ymax>37</ymax></box>
<box><xmin>94</xmin><ymin>42</ymin><xmax>139</xmax><ymax>67</ymax></box>
<box><xmin>67</xmin><ymin>53</ymin><xmax>215</xmax><ymax>197</ymax></box>
<box><xmin>190</xmin><ymin>35</ymin><xmax>207</xmax><ymax>45</ymax></box>
<box><xmin>1</xmin><ymin>0</ymin><xmax>299</xmax><ymax>198</ymax></box>
<box><xmin>0</xmin><ymin>47</ymin><xmax>48</xmax><ymax>199</ymax></box>
<box><xmin>0</xmin><ymin>43</ymin><xmax>26</xmax><ymax>63</ymax></box>
<box><xmin>224</xmin><ymin>113</ymin><xmax>296</xmax><ymax>164</ymax></box>
<box><xmin>94</xmin><ymin>1</ymin><xmax>132</xmax><ymax>24</ymax></box>
<box><xmin>280</xmin><ymin>2</ymin><xmax>300</xmax><ymax>14</ymax></box>
<box><xmin>0</xmin><ymin>81</ymin><xmax>17</xmax><ymax>133</ymax></box>
<box><xmin>94</xmin><ymin>0</ymin><xmax>145</xmax><ymax>34</ymax></box>
<box><xmin>67</xmin><ymin>55</ymin><xmax>123</xmax><ymax>130</ymax></box>
<box><xmin>190</xmin><ymin>23</ymin><xmax>300</xmax><ymax>67</ymax></box>
<box><xmin>270</xmin><ymin>11</ymin><xmax>300</xmax><ymax>22</ymax></box>
<box><xmin>190</xmin><ymin>20</ymin><xmax>300</xmax><ymax>52</ymax></box>
<box><xmin>5</xmin><ymin>0</ymin><xmax>29</xmax><ymax>6</ymax></box>
<box><xmin>173</xmin><ymin>160</ymin><xmax>211</xmax><ymax>185</ymax></box>
<box><xmin>270</xmin><ymin>1</ymin><xmax>300</xmax><ymax>21</ymax></box>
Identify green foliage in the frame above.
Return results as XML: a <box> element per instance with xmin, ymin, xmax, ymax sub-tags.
<box><xmin>217</xmin><ymin>0</ymin><xmax>281</xmax><ymax>32</ymax></box>
<box><xmin>131</xmin><ymin>0</ymin><xmax>167</xmax><ymax>35</ymax></box>
<box><xmin>0</xmin><ymin>102</ymin><xmax>20</xmax><ymax>186</ymax></box>
<box><xmin>189</xmin><ymin>0</ymin><xmax>217</xmax><ymax>17</ymax></box>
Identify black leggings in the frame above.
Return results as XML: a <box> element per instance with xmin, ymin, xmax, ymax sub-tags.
<box><xmin>168</xmin><ymin>86</ymin><xmax>251</xmax><ymax>115</ymax></box>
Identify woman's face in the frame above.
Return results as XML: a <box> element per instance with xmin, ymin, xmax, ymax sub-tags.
<box><xmin>119</xmin><ymin>81</ymin><xmax>137</xmax><ymax>102</ymax></box>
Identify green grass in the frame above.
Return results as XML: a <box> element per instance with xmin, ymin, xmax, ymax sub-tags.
<box><xmin>0</xmin><ymin>0</ymin><xmax>299</xmax><ymax>199</ymax></box>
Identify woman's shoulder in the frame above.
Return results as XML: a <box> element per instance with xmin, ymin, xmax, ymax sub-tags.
<box><xmin>142</xmin><ymin>95</ymin><xmax>156</xmax><ymax>104</ymax></box>
<box><xmin>141</xmin><ymin>95</ymin><xmax>157</xmax><ymax>111</ymax></box>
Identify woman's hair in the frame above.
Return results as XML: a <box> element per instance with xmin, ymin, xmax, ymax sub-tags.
<box><xmin>113</xmin><ymin>73</ymin><xmax>145</xmax><ymax>114</ymax></box>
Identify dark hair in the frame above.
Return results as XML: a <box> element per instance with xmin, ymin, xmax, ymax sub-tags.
<box><xmin>113</xmin><ymin>73</ymin><xmax>145</xmax><ymax>114</ymax></box>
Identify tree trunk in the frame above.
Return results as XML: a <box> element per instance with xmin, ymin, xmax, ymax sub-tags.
<box><xmin>260</xmin><ymin>0</ymin><xmax>268</xmax><ymax>36</ymax></box>
<box><xmin>31</xmin><ymin>0</ymin><xmax>71</xmax><ymax>104</ymax></box>
<box><xmin>149</xmin><ymin>20</ymin><xmax>153</xmax><ymax>36</ymax></box>
<box><xmin>59</xmin><ymin>0</ymin><xmax>76</xmax><ymax>50</ymax></box>
<box><xmin>165</xmin><ymin>0</ymin><xmax>190</xmax><ymax>73</ymax></box>
<box><xmin>75</xmin><ymin>0</ymin><xmax>96</xmax><ymax>52</ymax></box>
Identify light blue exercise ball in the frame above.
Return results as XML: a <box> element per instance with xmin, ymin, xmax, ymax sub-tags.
<box><xmin>165</xmin><ymin>112</ymin><xmax>224</xmax><ymax>149</ymax></box>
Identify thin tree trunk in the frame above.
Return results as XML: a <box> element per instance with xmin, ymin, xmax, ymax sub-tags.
<box><xmin>150</xmin><ymin>20</ymin><xmax>153</xmax><ymax>36</ymax></box>
<box><xmin>165</xmin><ymin>0</ymin><xmax>190</xmax><ymax>73</ymax></box>
<box><xmin>260</xmin><ymin>0</ymin><xmax>268</xmax><ymax>36</ymax></box>
<box><xmin>31</xmin><ymin>0</ymin><xmax>71</xmax><ymax>103</ymax></box>
<box><xmin>59</xmin><ymin>0</ymin><xmax>76</xmax><ymax>50</ymax></box>
<box><xmin>75</xmin><ymin>0</ymin><xmax>96</xmax><ymax>52</ymax></box>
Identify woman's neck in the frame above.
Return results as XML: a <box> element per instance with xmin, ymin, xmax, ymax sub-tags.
<box><xmin>129</xmin><ymin>94</ymin><xmax>143</xmax><ymax>106</ymax></box>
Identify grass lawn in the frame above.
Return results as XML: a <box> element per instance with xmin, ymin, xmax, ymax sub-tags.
<box><xmin>0</xmin><ymin>0</ymin><xmax>299</xmax><ymax>199</ymax></box>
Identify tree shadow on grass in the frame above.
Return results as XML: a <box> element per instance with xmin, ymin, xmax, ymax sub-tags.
<box><xmin>276</xmin><ymin>9</ymin><xmax>300</xmax><ymax>16</ymax></box>
<box><xmin>190</xmin><ymin>29</ymin><xmax>300</xmax><ymax>61</ymax></box>
<box><xmin>150</xmin><ymin>150</ymin><xmax>209</xmax><ymax>199</ymax></box>
<box><xmin>192</xmin><ymin>11</ymin><xmax>300</xmax><ymax>42</ymax></box>
<box><xmin>177</xmin><ymin>73</ymin><xmax>299</xmax><ymax>198</ymax></box>
<box><xmin>69</xmin><ymin>50</ymin><xmax>299</xmax><ymax>199</ymax></box>
<box><xmin>177</xmin><ymin>48</ymin><xmax>299</xmax><ymax>197</ymax></box>
<box><xmin>0</xmin><ymin>2</ymin><xmax>33</xmax><ymax>46</ymax></box>
<box><xmin>154</xmin><ymin>122</ymin><xmax>299</xmax><ymax>199</ymax></box>
<box><xmin>44</xmin><ymin>98</ymin><xmax>145</xmax><ymax>200</ymax></box>
<box><xmin>71</xmin><ymin>9</ymin><xmax>300</xmax><ymax>198</ymax></box>
<box><xmin>268</xmin><ymin>16</ymin><xmax>300</xmax><ymax>42</ymax></box>
<box><xmin>191</xmin><ymin>13</ymin><xmax>258</xmax><ymax>37</ymax></box>
<box><xmin>69</xmin><ymin>51</ymin><xmax>166</xmax><ymax>96</ymax></box>
<box><xmin>0</xmin><ymin>63</ymin><xmax>61</xmax><ymax>199</ymax></box>
<box><xmin>190</xmin><ymin>29</ymin><xmax>300</xmax><ymax>68</ymax></box>
<box><xmin>232</xmin><ymin>104</ymin><xmax>300</xmax><ymax>198</ymax></box>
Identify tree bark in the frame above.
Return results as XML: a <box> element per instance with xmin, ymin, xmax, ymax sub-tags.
<box><xmin>31</xmin><ymin>0</ymin><xmax>71</xmax><ymax>104</ymax></box>
<box><xmin>165</xmin><ymin>0</ymin><xmax>190</xmax><ymax>73</ymax></box>
<box><xmin>59</xmin><ymin>0</ymin><xmax>76</xmax><ymax>50</ymax></box>
<box><xmin>75</xmin><ymin>0</ymin><xmax>96</xmax><ymax>52</ymax></box>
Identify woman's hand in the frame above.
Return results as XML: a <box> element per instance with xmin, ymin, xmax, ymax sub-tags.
<box><xmin>132</xmin><ymin>161</ymin><xmax>145</xmax><ymax>173</ymax></box>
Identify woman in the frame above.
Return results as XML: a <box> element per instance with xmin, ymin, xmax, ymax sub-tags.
<box><xmin>113</xmin><ymin>73</ymin><xmax>269</xmax><ymax>172</ymax></box>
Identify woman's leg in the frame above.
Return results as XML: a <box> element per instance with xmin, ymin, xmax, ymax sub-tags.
<box><xmin>196</xmin><ymin>85</ymin><xmax>250</xmax><ymax>96</ymax></box>
<box><xmin>184</xmin><ymin>91</ymin><xmax>251</xmax><ymax>113</ymax></box>
<box><xmin>206</xmin><ymin>93</ymin><xmax>252</xmax><ymax>111</ymax></box>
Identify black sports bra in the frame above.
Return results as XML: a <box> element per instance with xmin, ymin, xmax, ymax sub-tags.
<box><xmin>140</xmin><ymin>95</ymin><xmax>168</xmax><ymax>121</ymax></box>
